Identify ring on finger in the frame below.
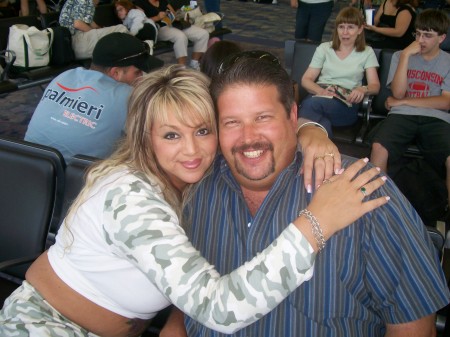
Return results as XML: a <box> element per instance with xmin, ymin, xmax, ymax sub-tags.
<box><xmin>360</xmin><ymin>186</ymin><xmax>368</xmax><ymax>197</ymax></box>
<box><xmin>314</xmin><ymin>155</ymin><xmax>325</xmax><ymax>160</ymax></box>
<box><xmin>324</xmin><ymin>152</ymin><xmax>334</xmax><ymax>158</ymax></box>
<box><xmin>322</xmin><ymin>178</ymin><xmax>332</xmax><ymax>184</ymax></box>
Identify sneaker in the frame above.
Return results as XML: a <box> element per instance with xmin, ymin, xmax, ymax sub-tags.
<box><xmin>144</xmin><ymin>40</ymin><xmax>154</xmax><ymax>55</ymax></box>
<box><xmin>189</xmin><ymin>60</ymin><xmax>200</xmax><ymax>70</ymax></box>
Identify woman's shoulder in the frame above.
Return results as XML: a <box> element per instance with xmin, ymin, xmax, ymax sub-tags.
<box><xmin>396</xmin><ymin>4</ymin><xmax>416</xmax><ymax>16</ymax></box>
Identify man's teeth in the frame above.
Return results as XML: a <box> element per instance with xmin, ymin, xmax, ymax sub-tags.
<box><xmin>243</xmin><ymin>150</ymin><xmax>263</xmax><ymax>158</ymax></box>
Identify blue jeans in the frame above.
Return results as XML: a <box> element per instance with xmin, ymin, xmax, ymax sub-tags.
<box><xmin>295</xmin><ymin>1</ymin><xmax>333</xmax><ymax>42</ymax></box>
<box><xmin>204</xmin><ymin>0</ymin><xmax>222</xmax><ymax>29</ymax></box>
<box><xmin>298</xmin><ymin>95</ymin><xmax>359</xmax><ymax>136</ymax></box>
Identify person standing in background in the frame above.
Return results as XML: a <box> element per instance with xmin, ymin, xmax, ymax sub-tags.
<box><xmin>291</xmin><ymin>0</ymin><xmax>334</xmax><ymax>42</ymax></box>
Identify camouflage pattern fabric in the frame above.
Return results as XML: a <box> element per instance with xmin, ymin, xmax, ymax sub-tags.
<box><xmin>1</xmin><ymin>171</ymin><xmax>317</xmax><ymax>334</ymax></box>
<box><xmin>0</xmin><ymin>281</ymin><xmax>100</xmax><ymax>336</ymax></box>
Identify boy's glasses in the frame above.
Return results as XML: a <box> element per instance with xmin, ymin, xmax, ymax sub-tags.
<box><xmin>217</xmin><ymin>50</ymin><xmax>281</xmax><ymax>74</ymax></box>
<box><xmin>413</xmin><ymin>30</ymin><xmax>439</xmax><ymax>40</ymax></box>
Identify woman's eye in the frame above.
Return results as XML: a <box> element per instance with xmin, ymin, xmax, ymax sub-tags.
<box><xmin>197</xmin><ymin>128</ymin><xmax>211</xmax><ymax>136</ymax></box>
<box><xmin>164</xmin><ymin>132</ymin><xmax>179</xmax><ymax>140</ymax></box>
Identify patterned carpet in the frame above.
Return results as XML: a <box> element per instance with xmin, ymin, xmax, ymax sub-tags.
<box><xmin>0</xmin><ymin>0</ymin><xmax>346</xmax><ymax>141</ymax></box>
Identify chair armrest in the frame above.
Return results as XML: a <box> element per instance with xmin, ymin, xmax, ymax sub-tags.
<box><xmin>0</xmin><ymin>254</ymin><xmax>40</xmax><ymax>271</ymax></box>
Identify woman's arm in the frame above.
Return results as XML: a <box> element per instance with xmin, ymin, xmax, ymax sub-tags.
<box><xmin>369</xmin><ymin>9</ymin><xmax>413</xmax><ymax>37</ymax></box>
<box><xmin>346</xmin><ymin>67</ymin><xmax>380</xmax><ymax>104</ymax></box>
<box><xmin>301</xmin><ymin>67</ymin><xmax>331</xmax><ymax>95</ymax></box>
<box><xmin>104</xmin><ymin>166</ymin><xmax>388</xmax><ymax>333</ymax></box>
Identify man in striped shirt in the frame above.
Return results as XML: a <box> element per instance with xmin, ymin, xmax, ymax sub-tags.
<box><xmin>165</xmin><ymin>51</ymin><xmax>449</xmax><ymax>337</ymax></box>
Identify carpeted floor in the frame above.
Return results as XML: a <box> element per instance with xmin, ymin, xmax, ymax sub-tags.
<box><xmin>0</xmin><ymin>0</ymin><xmax>347</xmax><ymax>141</ymax></box>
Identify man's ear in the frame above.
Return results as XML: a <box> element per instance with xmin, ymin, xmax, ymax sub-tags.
<box><xmin>108</xmin><ymin>67</ymin><xmax>122</xmax><ymax>81</ymax></box>
<box><xmin>289</xmin><ymin>102</ymin><xmax>298</xmax><ymax>128</ymax></box>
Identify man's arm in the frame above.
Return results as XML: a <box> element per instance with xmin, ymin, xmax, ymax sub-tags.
<box><xmin>390</xmin><ymin>42</ymin><xmax>421</xmax><ymax>98</ymax></box>
<box><xmin>386</xmin><ymin>91</ymin><xmax>450</xmax><ymax>111</ymax></box>
<box><xmin>385</xmin><ymin>314</ymin><xmax>436</xmax><ymax>337</ymax></box>
<box><xmin>296</xmin><ymin>118</ymin><xmax>342</xmax><ymax>192</ymax></box>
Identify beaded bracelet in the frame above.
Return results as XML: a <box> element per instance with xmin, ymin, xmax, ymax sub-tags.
<box><xmin>298</xmin><ymin>209</ymin><xmax>326</xmax><ymax>252</ymax></box>
<box><xmin>296</xmin><ymin>121</ymin><xmax>328</xmax><ymax>138</ymax></box>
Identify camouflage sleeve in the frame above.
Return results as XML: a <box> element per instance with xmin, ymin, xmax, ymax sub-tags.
<box><xmin>103</xmin><ymin>176</ymin><xmax>316</xmax><ymax>334</ymax></box>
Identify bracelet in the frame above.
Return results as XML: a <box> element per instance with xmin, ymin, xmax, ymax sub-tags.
<box><xmin>296</xmin><ymin>122</ymin><xmax>328</xmax><ymax>138</ymax></box>
<box><xmin>298</xmin><ymin>209</ymin><xmax>326</xmax><ymax>252</ymax></box>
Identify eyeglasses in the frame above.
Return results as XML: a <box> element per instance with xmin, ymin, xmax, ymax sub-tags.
<box><xmin>413</xmin><ymin>30</ymin><xmax>439</xmax><ymax>40</ymax></box>
<box><xmin>217</xmin><ymin>50</ymin><xmax>281</xmax><ymax>74</ymax></box>
<box><xmin>116</xmin><ymin>44</ymin><xmax>149</xmax><ymax>63</ymax></box>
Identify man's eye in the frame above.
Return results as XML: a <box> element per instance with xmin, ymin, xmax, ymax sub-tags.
<box><xmin>164</xmin><ymin>132</ymin><xmax>179</xmax><ymax>140</ymax></box>
<box><xmin>224</xmin><ymin>120</ymin><xmax>237</xmax><ymax>126</ymax></box>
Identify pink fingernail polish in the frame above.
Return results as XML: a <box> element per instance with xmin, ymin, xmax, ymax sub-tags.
<box><xmin>381</xmin><ymin>176</ymin><xmax>387</xmax><ymax>181</ymax></box>
<box><xmin>307</xmin><ymin>184</ymin><xmax>312</xmax><ymax>193</ymax></box>
<box><xmin>363</xmin><ymin>157</ymin><xmax>369</xmax><ymax>163</ymax></box>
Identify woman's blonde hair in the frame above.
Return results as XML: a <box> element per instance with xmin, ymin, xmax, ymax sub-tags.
<box><xmin>66</xmin><ymin>65</ymin><xmax>217</xmax><ymax>225</ymax></box>
<box><xmin>332</xmin><ymin>7</ymin><xmax>366</xmax><ymax>52</ymax></box>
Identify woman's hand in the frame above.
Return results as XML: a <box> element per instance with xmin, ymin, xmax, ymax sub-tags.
<box><xmin>297</xmin><ymin>121</ymin><xmax>342</xmax><ymax>192</ymax></box>
<box><xmin>347</xmin><ymin>87</ymin><xmax>365</xmax><ymax>104</ymax></box>
<box><xmin>305</xmin><ymin>158</ymin><xmax>389</xmax><ymax>242</ymax></box>
<box><xmin>158</xmin><ymin>11</ymin><xmax>167</xmax><ymax>20</ymax></box>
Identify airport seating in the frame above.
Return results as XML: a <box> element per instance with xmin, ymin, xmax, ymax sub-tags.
<box><xmin>0</xmin><ymin>136</ymin><xmax>65</xmax><ymax>304</ymax></box>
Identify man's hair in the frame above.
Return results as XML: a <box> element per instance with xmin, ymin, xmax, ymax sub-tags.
<box><xmin>415</xmin><ymin>8</ymin><xmax>449</xmax><ymax>35</ymax></box>
<box><xmin>210</xmin><ymin>53</ymin><xmax>294</xmax><ymax>119</ymax></box>
<box><xmin>332</xmin><ymin>7</ymin><xmax>366</xmax><ymax>52</ymax></box>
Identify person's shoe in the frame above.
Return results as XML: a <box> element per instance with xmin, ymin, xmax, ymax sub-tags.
<box><xmin>189</xmin><ymin>60</ymin><xmax>200</xmax><ymax>70</ymax></box>
<box><xmin>144</xmin><ymin>40</ymin><xmax>154</xmax><ymax>55</ymax></box>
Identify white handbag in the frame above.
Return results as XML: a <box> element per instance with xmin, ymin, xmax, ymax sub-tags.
<box><xmin>7</xmin><ymin>24</ymin><xmax>54</xmax><ymax>69</ymax></box>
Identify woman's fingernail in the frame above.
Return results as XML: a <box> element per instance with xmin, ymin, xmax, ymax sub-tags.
<box><xmin>337</xmin><ymin>168</ymin><xmax>345</xmax><ymax>174</ymax></box>
<box><xmin>381</xmin><ymin>176</ymin><xmax>387</xmax><ymax>181</ymax></box>
<box><xmin>363</xmin><ymin>157</ymin><xmax>369</xmax><ymax>163</ymax></box>
<box><xmin>376</xmin><ymin>167</ymin><xmax>381</xmax><ymax>172</ymax></box>
<box><xmin>307</xmin><ymin>184</ymin><xmax>312</xmax><ymax>193</ymax></box>
<box><xmin>385</xmin><ymin>196</ymin><xmax>390</xmax><ymax>201</ymax></box>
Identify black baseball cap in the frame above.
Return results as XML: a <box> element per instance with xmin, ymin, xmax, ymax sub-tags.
<box><xmin>93</xmin><ymin>33</ymin><xmax>164</xmax><ymax>72</ymax></box>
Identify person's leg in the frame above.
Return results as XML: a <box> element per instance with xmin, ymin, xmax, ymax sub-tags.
<box><xmin>157</xmin><ymin>26</ymin><xmax>189</xmax><ymax>65</ymax></box>
<box><xmin>183</xmin><ymin>25</ymin><xmax>209</xmax><ymax>68</ymax></box>
<box><xmin>416</xmin><ymin>116</ymin><xmax>450</xmax><ymax>209</ymax></box>
<box><xmin>307</xmin><ymin>1</ymin><xmax>333</xmax><ymax>42</ymax></box>
<box><xmin>72</xmin><ymin>25</ymin><xmax>129</xmax><ymax>60</ymax></box>
<box><xmin>370</xmin><ymin>142</ymin><xmax>389</xmax><ymax>172</ymax></box>
<box><xmin>204</xmin><ymin>0</ymin><xmax>222</xmax><ymax>29</ymax></box>
<box><xmin>298</xmin><ymin>96</ymin><xmax>333</xmax><ymax>135</ymax></box>
<box><xmin>294</xmin><ymin>1</ymin><xmax>309</xmax><ymax>40</ymax></box>
<box><xmin>369</xmin><ymin>114</ymin><xmax>417</xmax><ymax>175</ymax></box>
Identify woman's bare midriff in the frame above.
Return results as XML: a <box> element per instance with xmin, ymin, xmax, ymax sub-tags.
<box><xmin>25</xmin><ymin>252</ymin><xmax>151</xmax><ymax>337</ymax></box>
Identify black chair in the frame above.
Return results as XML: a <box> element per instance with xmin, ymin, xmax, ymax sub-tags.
<box><xmin>46</xmin><ymin>154</ymin><xmax>97</xmax><ymax>247</ymax></box>
<box><xmin>0</xmin><ymin>136</ymin><xmax>65</xmax><ymax>304</ymax></box>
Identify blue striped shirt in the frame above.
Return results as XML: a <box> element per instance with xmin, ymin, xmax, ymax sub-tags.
<box><xmin>184</xmin><ymin>153</ymin><xmax>450</xmax><ymax>337</ymax></box>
